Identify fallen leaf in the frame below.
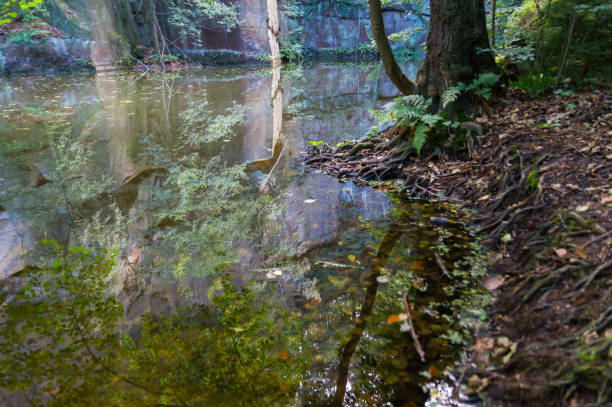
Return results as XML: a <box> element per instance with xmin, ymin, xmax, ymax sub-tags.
<box><xmin>278</xmin><ymin>350</ymin><xmax>290</xmax><ymax>360</ymax></box>
<box><xmin>347</xmin><ymin>254</ymin><xmax>356</xmax><ymax>263</ymax></box>
<box><xmin>387</xmin><ymin>313</ymin><xmax>408</xmax><ymax>324</ymax></box>
<box><xmin>376</xmin><ymin>275</ymin><xmax>389</xmax><ymax>283</ymax></box>
<box><xmin>574</xmin><ymin>247</ymin><xmax>588</xmax><ymax>259</ymax></box>
<box><xmin>554</xmin><ymin>248</ymin><xmax>568</xmax><ymax>257</ymax></box>
<box><xmin>576</xmin><ymin>204</ymin><xmax>589</xmax><ymax>212</ymax></box>
<box><xmin>387</xmin><ymin>314</ymin><xmax>400</xmax><ymax>324</ymax></box>
<box><xmin>484</xmin><ymin>275</ymin><xmax>505</xmax><ymax>291</ymax></box>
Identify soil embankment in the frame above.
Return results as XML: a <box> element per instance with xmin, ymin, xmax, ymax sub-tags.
<box><xmin>306</xmin><ymin>89</ymin><xmax>612</xmax><ymax>406</ymax></box>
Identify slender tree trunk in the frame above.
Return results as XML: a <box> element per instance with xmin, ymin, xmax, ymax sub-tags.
<box><xmin>367</xmin><ymin>0</ymin><xmax>417</xmax><ymax>95</ymax></box>
<box><xmin>491</xmin><ymin>0</ymin><xmax>497</xmax><ymax>48</ymax></box>
<box><xmin>555</xmin><ymin>5</ymin><xmax>576</xmax><ymax>87</ymax></box>
<box><xmin>416</xmin><ymin>0</ymin><xmax>496</xmax><ymax>104</ymax></box>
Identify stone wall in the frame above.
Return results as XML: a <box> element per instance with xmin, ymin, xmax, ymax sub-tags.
<box><xmin>0</xmin><ymin>0</ymin><xmax>427</xmax><ymax>74</ymax></box>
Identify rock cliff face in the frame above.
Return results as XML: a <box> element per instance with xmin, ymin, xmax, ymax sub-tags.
<box><xmin>289</xmin><ymin>0</ymin><xmax>424</xmax><ymax>57</ymax></box>
<box><xmin>0</xmin><ymin>0</ymin><xmax>425</xmax><ymax>74</ymax></box>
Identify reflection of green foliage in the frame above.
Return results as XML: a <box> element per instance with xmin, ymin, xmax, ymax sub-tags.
<box><xmin>180</xmin><ymin>100</ymin><xmax>245</xmax><ymax>146</ymax></box>
<box><xmin>140</xmin><ymin>99</ymin><xmax>254</xmax><ymax>285</ymax></box>
<box><xmin>0</xmin><ymin>102</ymin><xmax>115</xmax><ymax>251</ymax></box>
<box><xmin>0</xmin><ymin>242</ymin><xmax>312</xmax><ymax>406</ymax></box>
<box><xmin>0</xmin><ymin>241</ymin><xmax>122</xmax><ymax>403</ymax></box>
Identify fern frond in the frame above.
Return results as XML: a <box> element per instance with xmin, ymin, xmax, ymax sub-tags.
<box><xmin>466</xmin><ymin>73</ymin><xmax>499</xmax><ymax>91</ymax></box>
<box><xmin>477</xmin><ymin>73</ymin><xmax>500</xmax><ymax>86</ymax></box>
<box><xmin>441</xmin><ymin>87</ymin><xmax>461</xmax><ymax>108</ymax></box>
<box><xmin>421</xmin><ymin>114</ymin><xmax>443</xmax><ymax>127</ymax></box>
<box><xmin>412</xmin><ymin>124</ymin><xmax>428</xmax><ymax>155</ymax></box>
<box><xmin>385</xmin><ymin>95</ymin><xmax>431</xmax><ymax>125</ymax></box>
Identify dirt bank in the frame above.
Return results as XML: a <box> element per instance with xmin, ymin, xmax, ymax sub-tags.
<box><xmin>305</xmin><ymin>89</ymin><xmax>612</xmax><ymax>406</ymax></box>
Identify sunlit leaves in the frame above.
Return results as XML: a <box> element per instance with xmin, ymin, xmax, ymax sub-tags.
<box><xmin>0</xmin><ymin>0</ymin><xmax>42</xmax><ymax>26</ymax></box>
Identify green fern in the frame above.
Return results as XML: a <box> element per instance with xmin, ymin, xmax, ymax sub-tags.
<box><xmin>384</xmin><ymin>94</ymin><xmax>431</xmax><ymax>126</ymax></box>
<box><xmin>442</xmin><ymin>87</ymin><xmax>462</xmax><ymax>108</ymax></box>
<box><xmin>413</xmin><ymin>124</ymin><xmax>428</xmax><ymax>154</ymax></box>
<box><xmin>384</xmin><ymin>95</ymin><xmax>444</xmax><ymax>155</ymax></box>
<box><xmin>442</xmin><ymin>73</ymin><xmax>500</xmax><ymax>108</ymax></box>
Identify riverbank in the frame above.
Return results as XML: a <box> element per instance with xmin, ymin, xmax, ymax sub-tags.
<box><xmin>305</xmin><ymin>89</ymin><xmax>612</xmax><ymax>406</ymax></box>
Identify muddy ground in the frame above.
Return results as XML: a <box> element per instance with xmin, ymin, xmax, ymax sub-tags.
<box><xmin>305</xmin><ymin>89</ymin><xmax>612</xmax><ymax>406</ymax></box>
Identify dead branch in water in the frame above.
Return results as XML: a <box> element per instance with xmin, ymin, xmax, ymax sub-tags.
<box><xmin>402</xmin><ymin>293</ymin><xmax>426</xmax><ymax>363</ymax></box>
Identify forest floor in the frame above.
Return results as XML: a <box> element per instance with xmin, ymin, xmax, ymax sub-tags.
<box><xmin>305</xmin><ymin>89</ymin><xmax>612</xmax><ymax>406</ymax></box>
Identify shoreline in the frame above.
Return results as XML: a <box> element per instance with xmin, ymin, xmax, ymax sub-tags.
<box><xmin>305</xmin><ymin>89</ymin><xmax>612</xmax><ymax>406</ymax></box>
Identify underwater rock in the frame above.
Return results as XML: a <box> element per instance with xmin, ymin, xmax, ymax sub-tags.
<box><xmin>0</xmin><ymin>211</ymin><xmax>34</xmax><ymax>278</ymax></box>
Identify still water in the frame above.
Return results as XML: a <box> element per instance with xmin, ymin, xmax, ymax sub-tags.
<box><xmin>0</xmin><ymin>64</ymin><xmax>486</xmax><ymax>406</ymax></box>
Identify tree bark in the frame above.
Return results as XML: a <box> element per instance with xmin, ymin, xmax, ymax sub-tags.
<box><xmin>367</xmin><ymin>0</ymin><xmax>418</xmax><ymax>95</ymax></box>
<box><xmin>416</xmin><ymin>0</ymin><xmax>496</xmax><ymax>104</ymax></box>
<box><xmin>492</xmin><ymin>0</ymin><xmax>497</xmax><ymax>48</ymax></box>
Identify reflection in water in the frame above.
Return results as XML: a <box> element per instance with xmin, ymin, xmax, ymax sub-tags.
<box><xmin>0</xmin><ymin>63</ymin><xmax>486</xmax><ymax>406</ymax></box>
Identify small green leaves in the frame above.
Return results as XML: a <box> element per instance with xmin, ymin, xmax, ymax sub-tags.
<box><xmin>308</xmin><ymin>140</ymin><xmax>324</xmax><ymax>146</ymax></box>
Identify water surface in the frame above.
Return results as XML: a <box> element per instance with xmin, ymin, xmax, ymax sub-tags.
<box><xmin>0</xmin><ymin>63</ymin><xmax>486</xmax><ymax>406</ymax></box>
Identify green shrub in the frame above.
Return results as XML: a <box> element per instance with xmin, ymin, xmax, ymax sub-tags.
<box><xmin>510</xmin><ymin>72</ymin><xmax>555</xmax><ymax>97</ymax></box>
<box><xmin>514</xmin><ymin>0</ymin><xmax>612</xmax><ymax>82</ymax></box>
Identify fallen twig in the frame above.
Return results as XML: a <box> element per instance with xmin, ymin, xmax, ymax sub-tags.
<box><xmin>576</xmin><ymin>259</ymin><xmax>612</xmax><ymax>294</ymax></box>
<box><xmin>402</xmin><ymin>293</ymin><xmax>426</xmax><ymax>363</ymax></box>
<box><xmin>580</xmin><ymin>230</ymin><xmax>612</xmax><ymax>250</ymax></box>
<box><xmin>434</xmin><ymin>253</ymin><xmax>452</xmax><ymax>278</ymax></box>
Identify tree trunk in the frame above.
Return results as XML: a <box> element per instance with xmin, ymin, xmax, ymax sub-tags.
<box><xmin>492</xmin><ymin>0</ymin><xmax>497</xmax><ymax>48</ymax></box>
<box><xmin>367</xmin><ymin>0</ymin><xmax>417</xmax><ymax>95</ymax></box>
<box><xmin>416</xmin><ymin>0</ymin><xmax>496</xmax><ymax>104</ymax></box>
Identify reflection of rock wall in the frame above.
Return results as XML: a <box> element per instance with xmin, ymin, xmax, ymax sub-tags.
<box><xmin>255</xmin><ymin>64</ymin><xmax>401</xmax><ymax>259</ymax></box>
<box><xmin>0</xmin><ymin>38</ymin><xmax>93</xmax><ymax>75</ymax></box>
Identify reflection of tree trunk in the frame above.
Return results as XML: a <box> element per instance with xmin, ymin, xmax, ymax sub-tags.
<box><xmin>95</xmin><ymin>76</ymin><xmax>139</xmax><ymax>187</ymax></box>
<box><xmin>331</xmin><ymin>222</ymin><xmax>403</xmax><ymax>406</ymax></box>
<box><xmin>368</xmin><ymin>0</ymin><xmax>417</xmax><ymax>95</ymax></box>
<box><xmin>245</xmin><ymin>64</ymin><xmax>284</xmax><ymax>192</ymax></box>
